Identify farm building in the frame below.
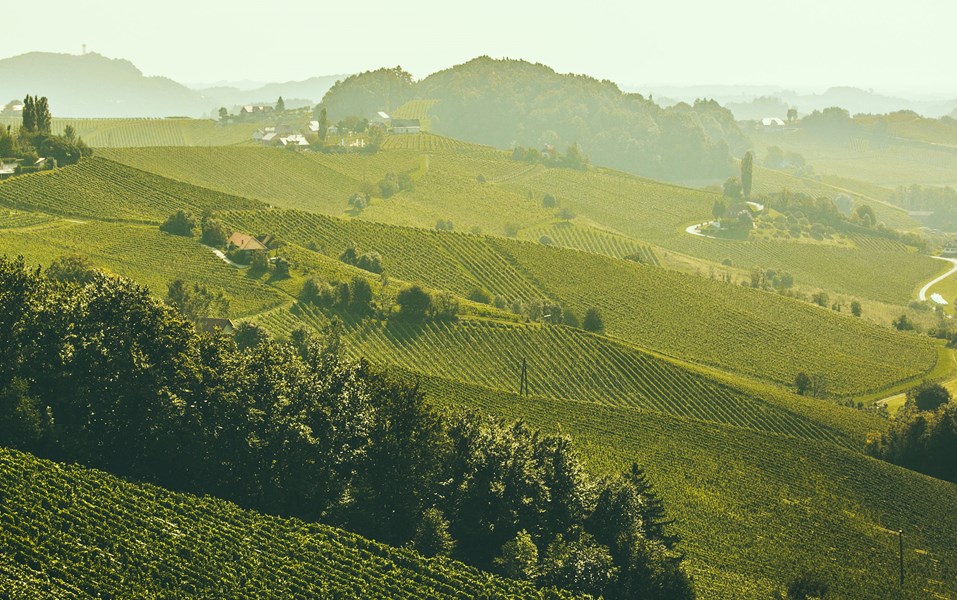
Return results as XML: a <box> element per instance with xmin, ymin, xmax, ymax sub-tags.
<box><xmin>372</xmin><ymin>111</ymin><xmax>391</xmax><ymax>125</ymax></box>
<box><xmin>392</xmin><ymin>118</ymin><xmax>421</xmax><ymax>134</ymax></box>
<box><xmin>761</xmin><ymin>117</ymin><xmax>786</xmax><ymax>127</ymax></box>
<box><xmin>0</xmin><ymin>160</ymin><xmax>20</xmax><ymax>180</ymax></box>
<box><xmin>197</xmin><ymin>318</ymin><xmax>236</xmax><ymax>335</ymax></box>
<box><xmin>227</xmin><ymin>232</ymin><xmax>268</xmax><ymax>261</ymax></box>
<box><xmin>943</xmin><ymin>241</ymin><xmax>957</xmax><ymax>257</ymax></box>
<box><xmin>279</xmin><ymin>134</ymin><xmax>310</xmax><ymax>148</ymax></box>
<box><xmin>240</xmin><ymin>105</ymin><xmax>273</xmax><ymax>116</ymax></box>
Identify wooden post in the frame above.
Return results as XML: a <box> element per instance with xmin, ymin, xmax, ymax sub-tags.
<box><xmin>899</xmin><ymin>529</ymin><xmax>904</xmax><ymax>588</ymax></box>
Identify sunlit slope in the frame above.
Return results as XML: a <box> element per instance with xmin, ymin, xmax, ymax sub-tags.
<box><xmin>0</xmin><ymin>157</ymin><xmax>263</xmax><ymax>223</ymax></box>
<box><xmin>751</xmin><ymin>126</ymin><xmax>957</xmax><ymax>187</ymax></box>
<box><xmin>0</xmin><ymin>219</ymin><xmax>284</xmax><ymax>317</ymax></box>
<box><xmin>101</xmin><ymin>145</ymin><xmax>938</xmax><ymax>304</ymax></box>
<box><xmin>0</xmin><ymin>116</ymin><xmax>260</xmax><ymax>147</ymax></box>
<box><xmin>224</xmin><ymin>208</ymin><xmax>939</xmax><ymax>396</ymax></box>
<box><xmin>421</xmin><ymin>376</ymin><xmax>957</xmax><ymax>600</ymax></box>
<box><xmin>0</xmin><ymin>447</ymin><xmax>573</xmax><ymax>599</ymax></box>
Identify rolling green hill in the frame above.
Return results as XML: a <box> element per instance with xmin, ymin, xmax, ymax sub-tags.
<box><xmin>222</xmin><ymin>208</ymin><xmax>940</xmax><ymax>397</ymax></box>
<box><xmin>0</xmin><ymin>447</ymin><xmax>577</xmax><ymax>599</ymax></box>
<box><xmin>0</xmin><ymin>116</ymin><xmax>260</xmax><ymax>147</ymax></box>
<box><xmin>420</xmin><ymin>375</ymin><xmax>957</xmax><ymax>599</ymax></box>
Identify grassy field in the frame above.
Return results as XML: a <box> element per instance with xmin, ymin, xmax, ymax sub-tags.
<box><xmin>0</xmin><ymin>447</ymin><xmax>574</xmax><ymax>599</ymax></box>
<box><xmin>0</xmin><ymin>116</ymin><xmax>260</xmax><ymax>147</ymax></box>
<box><xmin>419</xmin><ymin>375</ymin><xmax>957</xmax><ymax>599</ymax></box>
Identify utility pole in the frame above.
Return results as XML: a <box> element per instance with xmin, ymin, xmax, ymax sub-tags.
<box><xmin>519</xmin><ymin>357</ymin><xmax>529</xmax><ymax>398</ymax></box>
<box><xmin>899</xmin><ymin>529</ymin><xmax>904</xmax><ymax>589</ymax></box>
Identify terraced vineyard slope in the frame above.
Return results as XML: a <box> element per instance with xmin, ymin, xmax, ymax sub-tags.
<box><xmin>0</xmin><ymin>447</ymin><xmax>577</xmax><ymax>599</ymax></box>
<box><xmin>0</xmin><ymin>116</ymin><xmax>259</xmax><ymax>147</ymax></box>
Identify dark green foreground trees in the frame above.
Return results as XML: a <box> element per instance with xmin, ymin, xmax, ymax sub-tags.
<box><xmin>0</xmin><ymin>256</ymin><xmax>693</xmax><ymax>599</ymax></box>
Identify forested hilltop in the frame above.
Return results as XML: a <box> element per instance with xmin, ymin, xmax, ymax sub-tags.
<box><xmin>320</xmin><ymin>57</ymin><xmax>748</xmax><ymax>181</ymax></box>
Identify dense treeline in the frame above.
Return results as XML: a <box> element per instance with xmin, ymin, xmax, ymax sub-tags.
<box><xmin>867</xmin><ymin>382</ymin><xmax>957</xmax><ymax>483</ymax></box>
<box><xmin>320</xmin><ymin>57</ymin><xmax>747</xmax><ymax>181</ymax></box>
<box><xmin>0</xmin><ymin>256</ymin><xmax>693</xmax><ymax>598</ymax></box>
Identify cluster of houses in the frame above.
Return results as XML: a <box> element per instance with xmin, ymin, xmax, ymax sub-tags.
<box><xmin>249</xmin><ymin>111</ymin><xmax>422</xmax><ymax>149</ymax></box>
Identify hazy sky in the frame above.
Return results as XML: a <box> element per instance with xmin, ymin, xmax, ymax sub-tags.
<box><xmin>4</xmin><ymin>0</ymin><xmax>956</xmax><ymax>95</ymax></box>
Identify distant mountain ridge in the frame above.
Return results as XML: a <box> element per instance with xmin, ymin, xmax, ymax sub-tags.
<box><xmin>0</xmin><ymin>52</ymin><xmax>346</xmax><ymax>118</ymax></box>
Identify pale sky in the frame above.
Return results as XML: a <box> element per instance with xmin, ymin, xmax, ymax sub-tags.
<box><xmin>3</xmin><ymin>0</ymin><xmax>956</xmax><ymax>95</ymax></box>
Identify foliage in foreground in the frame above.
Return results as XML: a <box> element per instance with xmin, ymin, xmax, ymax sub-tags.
<box><xmin>0</xmin><ymin>447</ymin><xmax>578</xmax><ymax>599</ymax></box>
<box><xmin>0</xmin><ymin>256</ymin><xmax>693</xmax><ymax>598</ymax></box>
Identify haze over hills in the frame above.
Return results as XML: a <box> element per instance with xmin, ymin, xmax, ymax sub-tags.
<box><xmin>0</xmin><ymin>52</ymin><xmax>347</xmax><ymax>117</ymax></box>
<box><xmin>643</xmin><ymin>84</ymin><xmax>957</xmax><ymax>120</ymax></box>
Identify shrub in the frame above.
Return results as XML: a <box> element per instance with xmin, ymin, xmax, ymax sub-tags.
<box><xmin>583</xmin><ymin>308</ymin><xmax>604</xmax><ymax>333</ymax></box>
<box><xmin>159</xmin><ymin>210</ymin><xmax>197</xmax><ymax>237</ymax></box>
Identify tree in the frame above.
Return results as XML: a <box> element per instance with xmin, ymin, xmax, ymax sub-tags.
<box><xmin>795</xmin><ymin>372</ymin><xmax>811</xmax><ymax>395</ymax></box>
<box><xmin>723</xmin><ymin>176</ymin><xmax>742</xmax><ymax>199</ymax></box>
<box><xmin>741</xmin><ymin>152</ymin><xmax>753</xmax><ymax>198</ymax></box>
<box><xmin>201</xmin><ymin>216</ymin><xmax>229</xmax><ymax>247</ymax></box>
<box><xmin>367</xmin><ymin>124</ymin><xmax>385</xmax><ymax>151</ymax></box>
<box><xmin>21</xmin><ymin>95</ymin><xmax>36</xmax><ymax>133</ymax></box>
<box><xmin>46</xmin><ymin>254</ymin><xmax>96</xmax><ymax>285</ymax></box>
<box><xmin>165</xmin><ymin>280</ymin><xmax>229</xmax><ymax>322</ymax></box>
<box><xmin>314</xmin><ymin>106</ymin><xmax>328</xmax><ymax>142</ymax></box>
<box><xmin>159</xmin><ymin>210</ymin><xmax>198</xmax><ymax>237</ymax></box>
<box><xmin>34</xmin><ymin>97</ymin><xmax>51</xmax><ymax>134</ymax></box>
<box><xmin>218</xmin><ymin>107</ymin><xmax>228</xmax><ymax>121</ymax></box>
<box><xmin>786</xmin><ymin>569</ymin><xmax>829</xmax><ymax>599</ymax></box>
<box><xmin>414</xmin><ymin>508</ymin><xmax>455</xmax><ymax>557</ymax></box>
<box><xmin>275</xmin><ymin>96</ymin><xmax>285</xmax><ymax>112</ymax></box>
<box><xmin>350</xmin><ymin>277</ymin><xmax>374</xmax><ymax>314</ymax></box>
<box><xmin>787</xmin><ymin>108</ymin><xmax>798</xmax><ymax>123</ymax></box>
<box><xmin>495</xmin><ymin>530</ymin><xmax>539</xmax><ymax>581</ymax></box>
<box><xmin>892</xmin><ymin>314</ymin><xmax>915</xmax><ymax>331</ymax></box>
<box><xmin>63</xmin><ymin>125</ymin><xmax>77</xmax><ymax>143</ymax></box>
<box><xmin>542</xmin><ymin>193</ymin><xmax>557</xmax><ymax>208</ymax></box>
<box><xmin>850</xmin><ymin>300</ymin><xmax>862</xmax><ymax>317</ymax></box>
<box><xmin>583</xmin><ymin>307</ymin><xmax>604</xmax><ymax>333</ymax></box>
<box><xmin>397</xmin><ymin>285</ymin><xmax>432</xmax><ymax>320</ymax></box>
<box><xmin>712</xmin><ymin>198</ymin><xmax>727</xmax><ymax>220</ymax></box>
<box><xmin>906</xmin><ymin>381</ymin><xmax>951</xmax><ymax>412</ymax></box>
<box><xmin>539</xmin><ymin>533</ymin><xmax>618</xmax><ymax>597</ymax></box>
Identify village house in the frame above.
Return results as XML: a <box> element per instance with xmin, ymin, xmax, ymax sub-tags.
<box><xmin>196</xmin><ymin>318</ymin><xmax>236</xmax><ymax>335</ymax></box>
<box><xmin>391</xmin><ymin>118</ymin><xmax>421</xmax><ymax>134</ymax></box>
<box><xmin>0</xmin><ymin>159</ymin><xmax>20</xmax><ymax>180</ymax></box>
<box><xmin>226</xmin><ymin>231</ymin><xmax>268</xmax><ymax>262</ymax></box>
<box><xmin>943</xmin><ymin>241</ymin><xmax>957</xmax><ymax>257</ymax></box>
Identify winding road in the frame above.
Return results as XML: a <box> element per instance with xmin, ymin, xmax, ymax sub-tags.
<box><xmin>918</xmin><ymin>256</ymin><xmax>957</xmax><ymax>302</ymax></box>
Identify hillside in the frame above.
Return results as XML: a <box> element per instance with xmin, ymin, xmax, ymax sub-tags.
<box><xmin>0</xmin><ymin>447</ymin><xmax>576</xmax><ymax>599</ymax></box>
<box><xmin>0</xmin><ymin>116</ymin><xmax>260</xmax><ymax>147</ymax></box>
<box><xmin>0</xmin><ymin>52</ymin><xmax>211</xmax><ymax>117</ymax></box>
<box><xmin>99</xmin><ymin>144</ymin><xmax>942</xmax><ymax>306</ymax></box>
<box><xmin>421</xmin><ymin>376</ymin><xmax>957</xmax><ymax>598</ymax></box>
<box><xmin>319</xmin><ymin>57</ymin><xmax>748</xmax><ymax>181</ymax></box>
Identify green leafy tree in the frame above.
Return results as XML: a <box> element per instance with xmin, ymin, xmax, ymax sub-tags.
<box><xmin>850</xmin><ymin>300</ymin><xmax>862</xmax><ymax>317</ymax></box>
<box><xmin>495</xmin><ymin>530</ymin><xmax>539</xmax><ymax>581</ymax></box>
<box><xmin>275</xmin><ymin>96</ymin><xmax>285</xmax><ymax>112</ymax></box>
<box><xmin>397</xmin><ymin>285</ymin><xmax>432</xmax><ymax>320</ymax></box>
<box><xmin>165</xmin><ymin>279</ymin><xmax>229</xmax><ymax>322</ymax></box>
<box><xmin>46</xmin><ymin>254</ymin><xmax>96</xmax><ymax>285</ymax></box>
<box><xmin>787</xmin><ymin>108</ymin><xmax>798</xmax><ymax>122</ymax></box>
<box><xmin>583</xmin><ymin>307</ymin><xmax>605</xmax><ymax>333</ymax></box>
<box><xmin>367</xmin><ymin>124</ymin><xmax>385</xmax><ymax>151</ymax></box>
<box><xmin>741</xmin><ymin>151</ymin><xmax>753</xmax><ymax>198</ymax></box>
<box><xmin>795</xmin><ymin>372</ymin><xmax>811</xmax><ymax>395</ymax></box>
<box><xmin>786</xmin><ymin>569</ymin><xmax>829</xmax><ymax>599</ymax></box>
<box><xmin>414</xmin><ymin>508</ymin><xmax>456</xmax><ymax>557</ymax></box>
<box><xmin>539</xmin><ymin>533</ymin><xmax>618</xmax><ymax>597</ymax></box>
<box><xmin>314</xmin><ymin>106</ymin><xmax>328</xmax><ymax>141</ymax></box>
<box><xmin>159</xmin><ymin>210</ymin><xmax>198</xmax><ymax>237</ymax></box>
<box><xmin>201</xmin><ymin>216</ymin><xmax>229</xmax><ymax>247</ymax></box>
<box><xmin>349</xmin><ymin>276</ymin><xmax>374</xmax><ymax>314</ymax></box>
<box><xmin>218</xmin><ymin>107</ymin><xmax>228</xmax><ymax>121</ymax></box>
<box><xmin>906</xmin><ymin>381</ymin><xmax>951</xmax><ymax>412</ymax></box>
<box><xmin>712</xmin><ymin>198</ymin><xmax>727</xmax><ymax>220</ymax></box>
<box><xmin>723</xmin><ymin>176</ymin><xmax>742</xmax><ymax>199</ymax></box>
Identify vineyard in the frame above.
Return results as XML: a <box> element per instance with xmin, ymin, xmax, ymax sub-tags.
<box><xmin>222</xmin><ymin>207</ymin><xmax>940</xmax><ymax>396</ymax></box>
<box><xmin>0</xmin><ymin>116</ymin><xmax>259</xmax><ymax>147</ymax></box>
<box><xmin>0</xmin><ymin>209</ymin><xmax>56</xmax><ymax>230</ymax></box>
<box><xmin>0</xmin><ymin>447</ymin><xmax>578</xmax><ymax>599</ymax></box>
<box><xmin>381</xmin><ymin>132</ymin><xmax>479</xmax><ymax>151</ymax></box>
<box><xmin>248</xmin><ymin>304</ymin><xmax>860</xmax><ymax>447</ymax></box>
<box><xmin>0</xmin><ymin>220</ymin><xmax>285</xmax><ymax>317</ymax></box>
<box><xmin>417</xmin><ymin>375</ymin><xmax>957</xmax><ymax>599</ymax></box>
<box><xmin>389</xmin><ymin>98</ymin><xmax>439</xmax><ymax>130</ymax></box>
<box><xmin>523</xmin><ymin>221</ymin><xmax>661</xmax><ymax>264</ymax></box>
<box><xmin>0</xmin><ymin>158</ymin><xmax>264</xmax><ymax>223</ymax></box>
<box><xmin>94</xmin><ymin>144</ymin><xmax>943</xmax><ymax>307</ymax></box>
